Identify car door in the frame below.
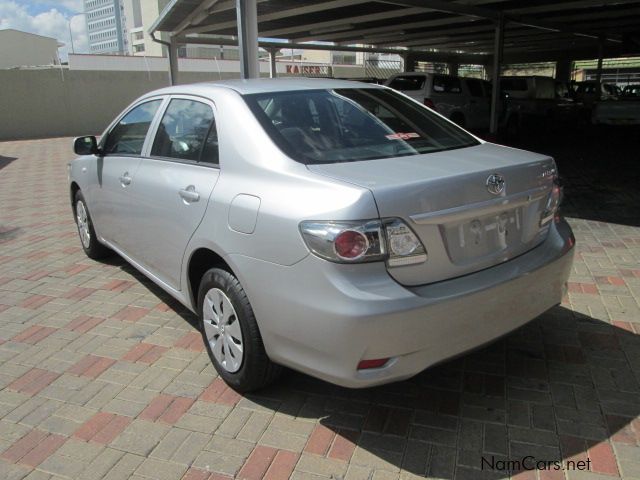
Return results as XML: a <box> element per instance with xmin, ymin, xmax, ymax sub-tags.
<box><xmin>87</xmin><ymin>98</ymin><xmax>164</xmax><ymax>251</ymax></box>
<box><xmin>126</xmin><ymin>95</ymin><xmax>220</xmax><ymax>289</ymax></box>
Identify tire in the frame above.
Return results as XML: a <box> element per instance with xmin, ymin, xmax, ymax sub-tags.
<box><xmin>198</xmin><ymin>268</ymin><xmax>281</xmax><ymax>392</ymax></box>
<box><xmin>74</xmin><ymin>190</ymin><xmax>111</xmax><ymax>260</ymax></box>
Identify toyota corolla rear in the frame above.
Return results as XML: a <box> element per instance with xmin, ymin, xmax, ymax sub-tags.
<box><xmin>240</xmin><ymin>84</ymin><xmax>574</xmax><ymax>388</ymax></box>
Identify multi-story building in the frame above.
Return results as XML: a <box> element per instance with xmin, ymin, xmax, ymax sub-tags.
<box><xmin>123</xmin><ymin>0</ymin><xmax>168</xmax><ymax>57</ymax></box>
<box><xmin>84</xmin><ymin>0</ymin><xmax>127</xmax><ymax>54</ymax></box>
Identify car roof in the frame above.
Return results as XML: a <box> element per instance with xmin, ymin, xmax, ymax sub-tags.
<box><xmin>145</xmin><ymin>77</ymin><xmax>384</xmax><ymax>97</ymax></box>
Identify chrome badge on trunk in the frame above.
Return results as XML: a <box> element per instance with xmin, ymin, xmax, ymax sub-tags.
<box><xmin>486</xmin><ymin>173</ymin><xmax>505</xmax><ymax>195</ymax></box>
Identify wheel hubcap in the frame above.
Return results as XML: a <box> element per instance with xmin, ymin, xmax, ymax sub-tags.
<box><xmin>76</xmin><ymin>201</ymin><xmax>91</xmax><ymax>249</ymax></box>
<box><xmin>202</xmin><ymin>288</ymin><xmax>244</xmax><ymax>373</ymax></box>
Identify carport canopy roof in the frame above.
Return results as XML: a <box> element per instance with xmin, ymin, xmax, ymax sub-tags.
<box><xmin>150</xmin><ymin>0</ymin><xmax>640</xmax><ymax>62</ymax></box>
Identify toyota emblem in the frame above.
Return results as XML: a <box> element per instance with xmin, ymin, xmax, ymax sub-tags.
<box><xmin>486</xmin><ymin>173</ymin><xmax>505</xmax><ymax>195</ymax></box>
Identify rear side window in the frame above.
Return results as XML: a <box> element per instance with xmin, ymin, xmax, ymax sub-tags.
<box><xmin>388</xmin><ymin>75</ymin><xmax>426</xmax><ymax>91</ymax></box>
<box><xmin>151</xmin><ymin>99</ymin><xmax>215</xmax><ymax>163</ymax></box>
<box><xmin>433</xmin><ymin>75</ymin><xmax>461</xmax><ymax>94</ymax></box>
<box><xmin>466</xmin><ymin>79</ymin><xmax>484</xmax><ymax>97</ymax></box>
<box><xmin>244</xmin><ymin>88</ymin><xmax>478</xmax><ymax>164</ymax></box>
<box><xmin>103</xmin><ymin>100</ymin><xmax>162</xmax><ymax>155</ymax></box>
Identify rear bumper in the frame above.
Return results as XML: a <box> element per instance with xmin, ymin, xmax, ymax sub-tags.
<box><xmin>229</xmin><ymin>219</ymin><xmax>575</xmax><ymax>388</ymax></box>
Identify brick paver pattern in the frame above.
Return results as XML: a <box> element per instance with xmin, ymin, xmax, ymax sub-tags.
<box><xmin>0</xmin><ymin>138</ymin><xmax>639</xmax><ymax>480</ymax></box>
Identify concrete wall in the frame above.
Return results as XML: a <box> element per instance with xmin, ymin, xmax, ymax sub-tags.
<box><xmin>0</xmin><ymin>68</ymin><xmax>239</xmax><ymax>141</ymax></box>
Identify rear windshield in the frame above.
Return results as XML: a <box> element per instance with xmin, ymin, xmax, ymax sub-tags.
<box><xmin>387</xmin><ymin>75</ymin><xmax>426</xmax><ymax>91</ymax></box>
<box><xmin>243</xmin><ymin>88</ymin><xmax>479</xmax><ymax>164</ymax></box>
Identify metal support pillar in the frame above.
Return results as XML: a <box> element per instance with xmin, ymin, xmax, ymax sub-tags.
<box><xmin>168</xmin><ymin>38</ymin><xmax>179</xmax><ymax>85</ymax></box>
<box><xmin>448</xmin><ymin>62</ymin><xmax>459</xmax><ymax>76</ymax></box>
<box><xmin>401</xmin><ymin>53</ymin><xmax>415</xmax><ymax>72</ymax></box>
<box><xmin>269</xmin><ymin>48</ymin><xmax>277</xmax><ymax>78</ymax></box>
<box><xmin>555</xmin><ymin>57</ymin><xmax>572</xmax><ymax>83</ymax></box>
<box><xmin>595</xmin><ymin>38</ymin><xmax>604</xmax><ymax>93</ymax></box>
<box><xmin>237</xmin><ymin>0</ymin><xmax>259</xmax><ymax>79</ymax></box>
<box><xmin>489</xmin><ymin>14</ymin><xmax>505</xmax><ymax>136</ymax></box>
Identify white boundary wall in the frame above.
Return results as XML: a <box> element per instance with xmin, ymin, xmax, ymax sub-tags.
<box><xmin>0</xmin><ymin>54</ymin><xmax>387</xmax><ymax>141</ymax></box>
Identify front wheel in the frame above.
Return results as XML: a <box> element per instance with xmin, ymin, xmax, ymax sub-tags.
<box><xmin>198</xmin><ymin>268</ymin><xmax>281</xmax><ymax>392</ymax></box>
<box><xmin>74</xmin><ymin>190</ymin><xmax>111</xmax><ymax>260</ymax></box>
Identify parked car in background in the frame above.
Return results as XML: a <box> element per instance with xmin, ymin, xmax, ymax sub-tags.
<box><xmin>592</xmin><ymin>84</ymin><xmax>640</xmax><ymax>125</ymax></box>
<box><xmin>500</xmin><ymin>76</ymin><xmax>584</xmax><ymax>136</ymax></box>
<box><xmin>385</xmin><ymin>72</ymin><xmax>493</xmax><ymax>130</ymax></box>
<box><xmin>572</xmin><ymin>80</ymin><xmax>619</xmax><ymax>108</ymax></box>
<box><xmin>69</xmin><ymin>78</ymin><xmax>574</xmax><ymax>391</ymax></box>
<box><xmin>622</xmin><ymin>84</ymin><xmax>640</xmax><ymax>97</ymax></box>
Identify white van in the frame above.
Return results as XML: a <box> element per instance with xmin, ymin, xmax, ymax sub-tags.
<box><xmin>385</xmin><ymin>72</ymin><xmax>492</xmax><ymax>130</ymax></box>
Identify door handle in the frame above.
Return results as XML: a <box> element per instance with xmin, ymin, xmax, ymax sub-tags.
<box><xmin>179</xmin><ymin>185</ymin><xmax>200</xmax><ymax>203</ymax></box>
<box><xmin>119</xmin><ymin>172</ymin><xmax>132</xmax><ymax>186</ymax></box>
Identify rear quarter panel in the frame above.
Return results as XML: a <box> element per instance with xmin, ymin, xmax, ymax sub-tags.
<box><xmin>184</xmin><ymin>88</ymin><xmax>379</xmax><ymax>270</ymax></box>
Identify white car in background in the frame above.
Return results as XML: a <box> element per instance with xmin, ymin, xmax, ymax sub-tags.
<box><xmin>385</xmin><ymin>72</ymin><xmax>493</xmax><ymax>130</ymax></box>
<box><xmin>592</xmin><ymin>84</ymin><xmax>640</xmax><ymax>126</ymax></box>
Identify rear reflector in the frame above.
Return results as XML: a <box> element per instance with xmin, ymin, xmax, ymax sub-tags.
<box><xmin>357</xmin><ymin>358</ymin><xmax>389</xmax><ymax>370</ymax></box>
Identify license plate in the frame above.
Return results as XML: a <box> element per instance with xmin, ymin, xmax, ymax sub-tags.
<box><xmin>460</xmin><ymin>210</ymin><xmax>521</xmax><ymax>249</ymax></box>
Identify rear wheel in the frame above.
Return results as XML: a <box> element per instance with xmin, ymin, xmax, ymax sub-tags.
<box><xmin>198</xmin><ymin>268</ymin><xmax>281</xmax><ymax>392</ymax></box>
<box><xmin>74</xmin><ymin>190</ymin><xmax>111</xmax><ymax>260</ymax></box>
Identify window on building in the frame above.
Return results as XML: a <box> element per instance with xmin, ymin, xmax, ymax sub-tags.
<box><xmin>133</xmin><ymin>44</ymin><xmax>145</xmax><ymax>53</ymax></box>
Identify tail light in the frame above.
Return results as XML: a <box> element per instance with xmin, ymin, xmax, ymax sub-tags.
<box><xmin>384</xmin><ymin>219</ymin><xmax>427</xmax><ymax>266</ymax></box>
<box><xmin>424</xmin><ymin>98</ymin><xmax>436</xmax><ymax>110</ymax></box>
<box><xmin>540</xmin><ymin>175</ymin><xmax>563</xmax><ymax>226</ymax></box>
<box><xmin>357</xmin><ymin>358</ymin><xmax>389</xmax><ymax>370</ymax></box>
<box><xmin>299</xmin><ymin>219</ymin><xmax>426</xmax><ymax>266</ymax></box>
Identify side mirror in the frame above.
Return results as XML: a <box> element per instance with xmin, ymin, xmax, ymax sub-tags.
<box><xmin>73</xmin><ymin>136</ymin><xmax>99</xmax><ymax>156</ymax></box>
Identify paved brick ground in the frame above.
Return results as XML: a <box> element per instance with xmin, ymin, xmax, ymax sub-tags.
<box><xmin>0</xmin><ymin>137</ymin><xmax>639</xmax><ymax>480</ymax></box>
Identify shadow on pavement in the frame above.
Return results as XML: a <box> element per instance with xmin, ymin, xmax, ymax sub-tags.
<box><xmin>245</xmin><ymin>307</ymin><xmax>639</xmax><ymax>478</ymax></box>
<box><xmin>102</xmin><ymin>255</ymin><xmax>199</xmax><ymax>328</ymax></box>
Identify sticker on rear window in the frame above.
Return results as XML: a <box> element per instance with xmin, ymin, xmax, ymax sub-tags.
<box><xmin>385</xmin><ymin>132</ymin><xmax>420</xmax><ymax>140</ymax></box>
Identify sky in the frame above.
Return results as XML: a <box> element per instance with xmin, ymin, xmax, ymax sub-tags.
<box><xmin>0</xmin><ymin>0</ymin><xmax>89</xmax><ymax>60</ymax></box>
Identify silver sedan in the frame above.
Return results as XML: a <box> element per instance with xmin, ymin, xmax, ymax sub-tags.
<box><xmin>69</xmin><ymin>78</ymin><xmax>574</xmax><ymax>391</ymax></box>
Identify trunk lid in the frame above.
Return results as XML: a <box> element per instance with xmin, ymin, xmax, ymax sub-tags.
<box><xmin>307</xmin><ymin>142</ymin><xmax>557</xmax><ymax>286</ymax></box>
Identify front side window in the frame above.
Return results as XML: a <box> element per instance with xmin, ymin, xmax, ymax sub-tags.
<box><xmin>103</xmin><ymin>100</ymin><xmax>162</xmax><ymax>155</ymax></box>
<box><xmin>244</xmin><ymin>88</ymin><xmax>478</xmax><ymax>164</ymax></box>
<box><xmin>151</xmin><ymin>99</ymin><xmax>215</xmax><ymax>162</ymax></box>
<box><xmin>388</xmin><ymin>75</ymin><xmax>426</xmax><ymax>91</ymax></box>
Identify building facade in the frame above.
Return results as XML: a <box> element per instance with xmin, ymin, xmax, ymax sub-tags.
<box><xmin>123</xmin><ymin>0</ymin><xmax>169</xmax><ymax>57</ymax></box>
<box><xmin>0</xmin><ymin>29</ymin><xmax>63</xmax><ymax>68</ymax></box>
<box><xmin>84</xmin><ymin>0</ymin><xmax>127</xmax><ymax>54</ymax></box>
